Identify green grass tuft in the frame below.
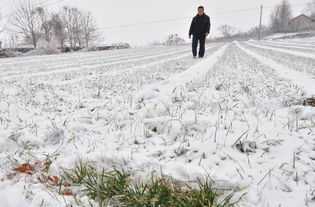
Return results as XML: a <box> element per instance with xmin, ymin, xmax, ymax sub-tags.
<box><xmin>62</xmin><ymin>160</ymin><xmax>242</xmax><ymax>207</ymax></box>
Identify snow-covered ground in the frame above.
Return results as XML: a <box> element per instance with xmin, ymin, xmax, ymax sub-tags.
<box><xmin>0</xmin><ymin>38</ymin><xmax>315</xmax><ymax>207</ymax></box>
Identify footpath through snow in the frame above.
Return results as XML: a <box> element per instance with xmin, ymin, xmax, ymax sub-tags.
<box><xmin>135</xmin><ymin>44</ymin><xmax>229</xmax><ymax>102</ymax></box>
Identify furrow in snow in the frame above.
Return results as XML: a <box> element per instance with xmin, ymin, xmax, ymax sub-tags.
<box><xmin>237</xmin><ymin>42</ymin><xmax>315</xmax><ymax>95</ymax></box>
<box><xmin>241</xmin><ymin>42</ymin><xmax>315</xmax><ymax>76</ymax></box>
<box><xmin>259</xmin><ymin>41</ymin><xmax>315</xmax><ymax>53</ymax></box>
<box><xmin>0</xmin><ymin>45</ymin><xmax>187</xmax><ymax>67</ymax></box>
<box><xmin>48</xmin><ymin>50</ymin><xmax>208</xmax><ymax>86</ymax></box>
<box><xmin>266</xmin><ymin>40</ymin><xmax>315</xmax><ymax>49</ymax></box>
<box><xmin>247</xmin><ymin>41</ymin><xmax>315</xmax><ymax>59</ymax></box>
<box><xmin>0</xmin><ymin>46</ymin><xmax>206</xmax><ymax>79</ymax></box>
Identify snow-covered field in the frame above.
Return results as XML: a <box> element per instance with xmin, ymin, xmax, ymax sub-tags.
<box><xmin>0</xmin><ymin>38</ymin><xmax>315</xmax><ymax>207</ymax></box>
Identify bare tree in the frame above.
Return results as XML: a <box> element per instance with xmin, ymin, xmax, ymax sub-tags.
<box><xmin>81</xmin><ymin>11</ymin><xmax>101</xmax><ymax>47</ymax></box>
<box><xmin>305</xmin><ymin>0</ymin><xmax>315</xmax><ymax>19</ymax></box>
<box><xmin>278</xmin><ymin>0</ymin><xmax>292</xmax><ymax>32</ymax></box>
<box><xmin>71</xmin><ymin>8</ymin><xmax>83</xmax><ymax>48</ymax></box>
<box><xmin>9</xmin><ymin>0</ymin><xmax>41</xmax><ymax>47</ymax></box>
<box><xmin>50</xmin><ymin>14</ymin><xmax>67</xmax><ymax>51</ymax></box>
<box><xmin>60</xmin><ymin>6</ymin><xmax>82</xmax><ymax>49</ymax></box>
<box><xmin>0</xmin><ymin>9</ymin><xmax>2</xmax><ymax>32</ymax></box>
<box><xmin>270</xmin><ymin>7</ymin><xmax>280</xmax><ymax>33</ymax></box>
<box><xmin>36</xmin><ymin>6</ymin><xmax>52</xmax><ymax>43</ymax></box>
<box><xmin>0</xmin><ymin>10</ymin><xmax>2</xmax><ymax>49</ymax></box>
<box><xmin>60</xmin><ymin>6</ymin><xmax>102</xmax><ymax>49</ymax></box>
<box><xmin>217</xmin><ymin>25</ymin><xmax>236</xmax><ymax>39</ymax></box>
<box><xmin>0</xmin><ymin>8</ymin><xmax>5</xmax><ymax>34</ymax></box>
<box><xmin>270</xmin><ymin>0</ymin><xmax>292</xmax><ymax>33</ymax></box>
<box><xmin>60</xmin><ymin>6</ymin><xmax>73</xmax><ymax>48</ymax></box>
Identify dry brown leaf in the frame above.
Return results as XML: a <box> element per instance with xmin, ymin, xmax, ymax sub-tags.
<box><xmin>48</xmin><ymin>175</ymin><xmax>61</xmax><ymax>186</ymax></box>
<box><xmin>62</xmin><ymin>181</ymin><xmax>71</xmax><ymax>187</ymax></box>
<box><xmin>42</xmin><ymin>161</ymin><xmax>52</xmax><ymax>172</ymax></box>
<box><xmin>13</xmin><ymin>163</ymin><xmax>34</xmax><ymax>174</ymax></box>
<box><xmin>61</xmin><ymin>189</ymin><xmax>74</xmax><ymax>196</ymax></box>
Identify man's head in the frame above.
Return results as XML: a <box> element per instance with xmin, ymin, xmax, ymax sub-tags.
<box><xmin>198</xmin><ymin>6</ymin><xmax>204</xmax><ymax>16</ymax></box>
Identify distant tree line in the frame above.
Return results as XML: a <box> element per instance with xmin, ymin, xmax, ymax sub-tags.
<box><xmin>7</xmin><ymin>0</ymin><xmax>102</xmax><ymax>50</ymax></box>
<box><xmin>215</xmin><ymin>0</ymin><xmax>315</xmax><ymax>41</ymax></box>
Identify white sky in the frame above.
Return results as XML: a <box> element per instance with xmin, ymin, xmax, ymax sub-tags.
<box><xmin>0</xmin><ymin>0</ymin><xmax>310</xmax><ymax>46</ymax></box>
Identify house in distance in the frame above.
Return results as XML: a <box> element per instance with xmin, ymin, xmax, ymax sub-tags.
<box><xmin>289</xmin><ymin>14</ymin><xmax>315</xmax><ymax>32</ymax></box>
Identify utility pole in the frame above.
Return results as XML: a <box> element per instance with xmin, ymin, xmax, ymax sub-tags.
<box><xmin>258</xmin><ymin>4</ymin><xmax>263</xmax><ymax>41</ymax></box>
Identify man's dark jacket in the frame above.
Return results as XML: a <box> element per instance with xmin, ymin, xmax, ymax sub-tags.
<box><xmin>189</xmin><ymin>14</ymin><xmax>211</xmax><ymax>38</ymax></box>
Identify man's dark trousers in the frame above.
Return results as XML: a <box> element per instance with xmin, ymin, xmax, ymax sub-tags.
<box><xmin>192</xmin><ymin>35</ymin><xmax>205</xmax><ymax>58</ymax></box>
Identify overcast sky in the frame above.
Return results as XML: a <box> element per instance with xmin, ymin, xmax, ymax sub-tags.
<box><xmin>0</xmin><ymin>0</ymin><xmax>310</xmax><ymax>46</ymax></box>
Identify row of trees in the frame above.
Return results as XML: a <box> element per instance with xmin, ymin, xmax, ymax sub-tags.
<box><xmin>6</xmin><ymin>0</ymin><xmax>101</xmax><ymax>50</ymax></box>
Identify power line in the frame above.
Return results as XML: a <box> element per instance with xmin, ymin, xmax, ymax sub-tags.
<box><xmin>101</xmin><ymin>3</ymin><xmax>310</xmax><ymax>30</ymax></box>
<box><xmin>37</xmin><ymin>0</ymin><xmax>66</xmax><ymax>7</ymax></box>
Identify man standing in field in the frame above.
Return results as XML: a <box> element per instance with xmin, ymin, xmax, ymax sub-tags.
<box><xmin>189</xmin><ymin>6</ymin><xmax>211</xmax><ymax>58</ymax></box>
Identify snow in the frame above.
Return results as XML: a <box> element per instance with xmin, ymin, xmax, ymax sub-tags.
<box><xmin>243</xmin><ymin>41</ymin><xmax>315</xmax><ymax>76</ymax></box>
<box><xmin>22</xmin><ymin>47</ymin><xmax>61</xmax><ymax>57</ymax></box>
<box><xmin>237</xmin><ymin>42</ymin><xmax>315</xmax><ymax>95</ymax></box>
<box><xmin>265</xmin><ymin>40</ymin><xmax>315</xmax><ymax>49</ymax></box>
<box><xmin>262</xmin><ymin>41</ymin><xmax>315</xmax><ymax>52</ymax></box>
<box><xmin>264</xmin><ymin>32</ymin><xmax>315</xmax><ymax>40</ymax></box>
<box><xmin>0</xmin><ymin>39</ymin><xmax>315</xmax><ymax>207</ymax></box>
<box><xmin>135</xmin><ymin>43</ymin><xmax>229</xmax><ymax>103</ymax></box>
<box><xmin>247</xmin><ymin>41</ymin><xmax>315</xmax><ymax>59</ymax></box>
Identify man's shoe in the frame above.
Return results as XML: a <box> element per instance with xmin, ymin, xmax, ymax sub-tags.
<box><xmin>193</xmin><ymin>56</ymin><xmax>197</xmax><ymax>59</ymax></box>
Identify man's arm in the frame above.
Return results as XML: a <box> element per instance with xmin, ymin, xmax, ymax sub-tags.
<box><xmin>206</xmin><ymin>16</ymin><xmax>211</xmax><ymax>34</ymax></box>
<box><xmin>189</xmin><ymin>18</ymin><xmax>195</xmax><ymax>38</ymax></box>
<box><xmin>205</xmin><ymin>16</ymin><xmax>211</xmax><ymax>37</ymax></box>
